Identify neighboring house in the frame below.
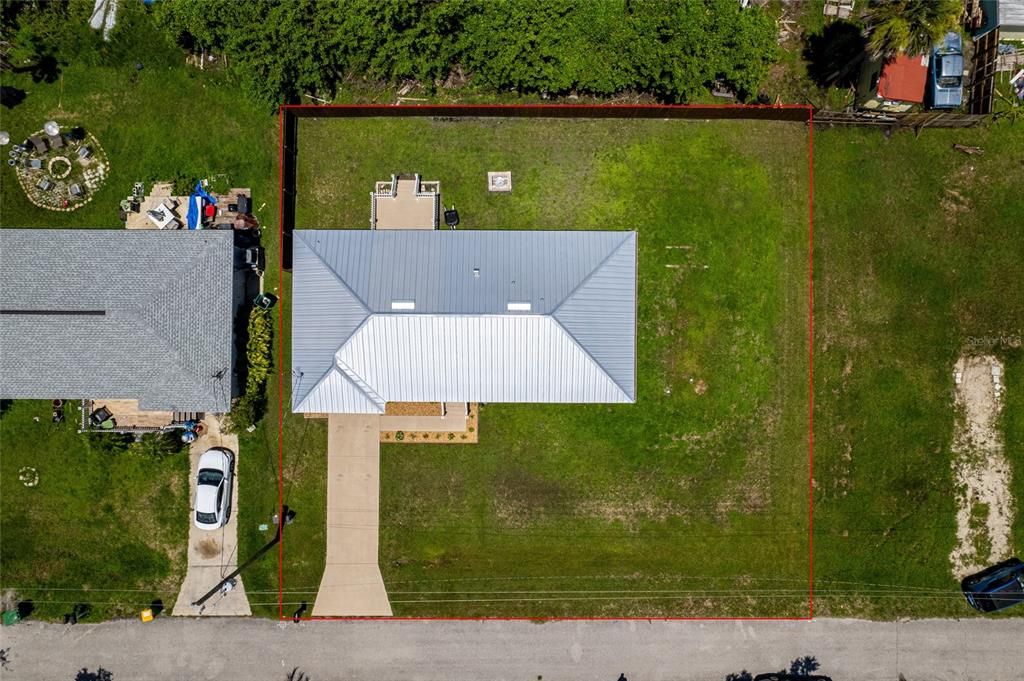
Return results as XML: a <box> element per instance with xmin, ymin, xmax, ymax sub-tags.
<box><xmin>858</xmin><ymin>53</ymin><xmax>930</xmax><ymax>112</ymax></box>
<box><xmin>971</xmin><ymin>0</ymin><xmax>1024</xmax><ymax>40</ymax></box>
<box><xmin>0</xmin><ymin>229</ymin><xmax>234</xmax><ymax>412</ymax></box>
<box><xmin>291</xmin><ymin>230</ymin><xmax>637</xmax><ymax>414</ymax></box>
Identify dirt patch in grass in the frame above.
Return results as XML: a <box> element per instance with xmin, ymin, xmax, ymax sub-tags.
<box><xmin>949</xmin><ymin>354</ymin><xmax>1015</xmax><ymax>579</ymax></box>
<box><xmin>494</xmin><ymin>467</ymin><xmax>575</xmax><ymax>528</ymax></box>
<box><xmin>575</xmin><ymin>487</ymin><xmax>689</xmax><ymax>528</ymax></box>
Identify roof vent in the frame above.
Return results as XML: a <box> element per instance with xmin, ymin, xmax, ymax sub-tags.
<box><xmin>472</xmin><ymin>268</ymin><xmax>480</xmax><ymax>278</ymax></box>
<box><xmin>507</xmin><ymin>302</ymin><xmax>531</xmax><ymax>312</ymax></box>
<box><xmin>391</xmin><ymin>300</ymin><xmax>416</xmax><ymax>311</ymax></box>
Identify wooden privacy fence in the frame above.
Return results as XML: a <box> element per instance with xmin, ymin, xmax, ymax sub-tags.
<box><xmin>812</xmin><ymin>110</ymin><xmax>990</xmax><ymax>131</ymax></box>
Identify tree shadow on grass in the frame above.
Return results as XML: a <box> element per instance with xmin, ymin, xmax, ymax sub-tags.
<box><xmin>11</xmin><ymin>54</ymin><xmax>62</xmax><ymax>84</ymax></box>
<box><xmin>803</xmin><ymin>21</ymin><xmax>868</xmax><ymax>89</ymax></box>
<box><xmin>0</xmin><ymin>86</ymin><xmax>27</xmax><ymax>109</ymax></box>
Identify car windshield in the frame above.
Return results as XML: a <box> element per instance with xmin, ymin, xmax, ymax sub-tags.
<box><xmin>938</xmin><ymin>57</ymin><xmax>962</xmax><ymax>88</ymax></box>
<box><xmin>196</xmin><ymin>510</ymin><xmax>217</xmax><ymax>524</ymax></box>
<box><xmin>198</xmin><ymin>468</ymin><xmax>223</xmax><ymax>486</ymax></box>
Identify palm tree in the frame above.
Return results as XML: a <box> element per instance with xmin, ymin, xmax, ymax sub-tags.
<box><xmin>865</xmin><ymin>0</ymin><xmax>962</xmax><ymax>58</ymax></box>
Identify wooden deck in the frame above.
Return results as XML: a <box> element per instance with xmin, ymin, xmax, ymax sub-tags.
<box><xmin>124</xmin><ymin>183</ymin><xmax>254</xmax><ymax>230</ymax></box>
<box><xmin>373</xmin><ymin>178</ymin><xmax>438</xmax><ymax>230</ymax></box>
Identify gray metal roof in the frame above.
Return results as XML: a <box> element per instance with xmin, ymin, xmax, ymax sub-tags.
<box><xmin>0</xmin><ymin>229</ymin><xmax>234</xmax><ymax>412</ymax></box>
<box><xmin>292</xmin><ymin>230</ymin><xmax>636</xmax><ymax>413</ymax></box>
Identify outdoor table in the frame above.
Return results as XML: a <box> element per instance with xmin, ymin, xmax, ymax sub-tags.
<box><xmin>147</xmin><ymin>201</ymin><xmax>179</xmax><ymax>229</ymax></box>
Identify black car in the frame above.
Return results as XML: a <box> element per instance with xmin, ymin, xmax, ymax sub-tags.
<box><xmin>961</xmin><ymin>557</ymin><xmax>1024</xmax><ymax>612</ymax></box>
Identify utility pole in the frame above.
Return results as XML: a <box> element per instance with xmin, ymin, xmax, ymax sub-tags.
<box><xmin>191</xmin><ymin>505</ymin><xmax>296</xmax><ymax>609</ymax></box>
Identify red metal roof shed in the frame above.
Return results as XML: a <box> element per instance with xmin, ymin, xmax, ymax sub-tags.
<box><xmin>878</xmin><ymin>54</ymin><xmax>929</xmax><ymax>103</ymax></box>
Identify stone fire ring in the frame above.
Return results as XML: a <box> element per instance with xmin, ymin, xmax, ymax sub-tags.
<box><xmin>48</xmin><ymin>156</ymin><xmax>73</xmax><ymax>179</ymax></box>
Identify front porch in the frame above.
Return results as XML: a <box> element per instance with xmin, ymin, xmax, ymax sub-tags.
<box><xmin>78</xmin><ymin>398</ymin><xmax>199</xmax><ymax>434</ymax></box>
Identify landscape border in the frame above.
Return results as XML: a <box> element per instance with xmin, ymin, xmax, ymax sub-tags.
<box><xmin>276</xmin><ymin>103</ymin><xmax>816</xmax><ymax>621</ymax></box>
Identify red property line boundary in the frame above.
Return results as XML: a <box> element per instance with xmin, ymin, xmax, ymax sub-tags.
<box><xmin>275</xmin><ymin>103</ymin><xmax>815</xmax><ymax>622</ymax></box>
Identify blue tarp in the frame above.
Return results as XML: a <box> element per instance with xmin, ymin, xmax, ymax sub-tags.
<box><xmin>186</xmin><ymin>181</ymin><xmax>218</xmax><ymax>230</ymax></box>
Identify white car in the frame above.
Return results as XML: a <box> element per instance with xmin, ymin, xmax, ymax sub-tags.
<box><xmin>194</xmin><ymin>447</ymin><xmax>234</xmax><ymax>530</ymax></box>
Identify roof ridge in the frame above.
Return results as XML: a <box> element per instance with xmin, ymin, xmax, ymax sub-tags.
<box><xmin>122</xmin><ymin>318</ymin><xmax>227</xmax><ymax>410</ymax></box>
<box><xmin>548</xmin><ymin>316</ymin><xmax>633</xmax><ymax>403</ymax></box>
<box><xmin>294</xmin><ymin>364</ymin><xmax>384</xmax><ymax>414</ymax></box>
<box><xmin>295</xmin><ymin>231</ymin><xmax>372</xmax><ymax>313</ymax></box>
<box><xmin>333</xmin><ymin>355</ymin><xmax>386</xmax><ymax>411</ymax></box>
<box><xmin>120</xmin><ymin>245</ymin><xmax>229</xmax><ymax>409</ymax></box>
<box><xmin>550</xmin><ymin>232</ymin><xmax>634</xmax><ymax>315</ymax></box>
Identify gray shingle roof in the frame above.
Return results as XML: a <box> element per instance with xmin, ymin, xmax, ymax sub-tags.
<box><xmin>292</xmin><ymin>230</ymin><xmax>636</xmax><ymax>413</ymax></box>
<box><xmin>0</xmin><ymin>229</ymin><xmax>234</xmax><ymax>412</ymax></box>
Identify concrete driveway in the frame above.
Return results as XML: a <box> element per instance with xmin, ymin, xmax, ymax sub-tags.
<box><xmin>312</xmin><ymin>414</ymin><xmax>392</xmax><ymax>616</ymax></box>
<box><xmin>171</xmin><ymin>416</ymin><xmax>251</xmax><ymax>616</ymax></box>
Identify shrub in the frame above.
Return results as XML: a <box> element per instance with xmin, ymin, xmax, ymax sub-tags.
<box><xmin>245</xmin><ymin>308</ymin><xmax>272</xmax><ymax>396</ymax></box>
<box><xmin>225</xmin><ymin>307</ymin><xmax>272</xmax><ymax>432</ymax></box>
<box><xmin>131</xmin><ymin>431</ymin><xmax>188</xmax><ymax>458</ymax></box>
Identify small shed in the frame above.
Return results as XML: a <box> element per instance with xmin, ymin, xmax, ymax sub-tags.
<box><xmin>857</xmin><ymin>53</ymin><xmax>929</xmax><ymax>112</ymax></box>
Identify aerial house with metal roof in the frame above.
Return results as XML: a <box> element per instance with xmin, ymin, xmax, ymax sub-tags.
<box><xmin>291</xmin><ymin>229</ymin><xmax>637</xmax><ymax>414</ymax></box>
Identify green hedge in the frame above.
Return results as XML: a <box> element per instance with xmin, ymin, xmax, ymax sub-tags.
<box><xmin>226</xmin><ymin>308</ymin><xmax>272</xmax><ymax>432</ymax></box>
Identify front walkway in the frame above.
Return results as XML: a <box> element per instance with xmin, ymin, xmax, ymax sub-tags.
<box><xmin>172</xmin><ymin>416</ymin><xmax>251</xmax><ymax>616</ymax></box>
<box><xmin>313</xmin><ymin>414</ymin><xmax>393</xmax><ymax>616</ymax></box>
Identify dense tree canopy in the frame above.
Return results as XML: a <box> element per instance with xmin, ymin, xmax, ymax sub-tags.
<box><xmin>155</xmin><ymin>0</ymin><xmax>779</xmax><ymax>106</ymax></box>
<box><xmin>3</xmin><ymin>0</ymin><xmax>780</xmax><ymax>108</ymax></box>
<box><xmin>864</xmin><ymin>0</ymin><xmax>962</xmax><ymax>58</ymax></box>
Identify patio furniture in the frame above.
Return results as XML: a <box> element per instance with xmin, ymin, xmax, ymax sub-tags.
<box><xmin>27</xmin><ymin>136</ymin><xmax>46</xmax><ymax>154</ymax></box>
<box><xmin>77</xmin><ymin>146</ymin><xmax>92</xmax><ymax>159</ymax></box>
<box><xmin>237</xmin><ymin>195</ymin><xmax>251</xmax><ymax>214</ymax></box>
<box><xmin>146</xmin><ymin>202</ymin><xmax>179</xmax><ymax>229</ymax></box>
<box><xmin>444</xmin><ymin>205</ymin><xmax>459</xmax><ymax>229</ymax></box>
<box><xmin>36</xmin><ymin>179</ymin><xmax>53</xmax><ymax>191</ymax></box>
<box><xmin>47</xmin><ymin>134</ymin><xmax>64</xmax><ymax>149</ymax></box>
<box><xmin>28</xmin><ymin>159</ymin><xmax>42</xmax><ymax>170</ymax></box>
<box><xmin>89</xmin><ymin>405</ymin><xmax>113</xmax><ymax>427</ymax></box>
<box><xmin>240</xmin><ymin>246</ymin><xmax>265</xmax><ymax>273</ymax></box>
<box><xmin>68</xmin><ymin>184</ymin><xmax>83</xmax><ymax>197</ymax></box>
<box><xmin>254</xmin><ymin>292</ymin><xmax>278</xmax><ymax>310</ymax></box>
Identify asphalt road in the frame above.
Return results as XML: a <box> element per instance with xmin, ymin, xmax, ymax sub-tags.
<box><xmin>1</xmin><ymin>617</ymin><xmax>1022</xmax><ymax>681</ymax></box>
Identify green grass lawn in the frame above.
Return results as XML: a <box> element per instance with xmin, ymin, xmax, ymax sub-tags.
<box><xmin>288</xmin><ymin>116</ymin><xmax>812</xmax><ymax>617</ymax></box>
<box><xmin>811</xmin><ymin>123</ymin><xmax>1024</xmax><ymax>618</ymax></box>
<box><xmin>3</xmin><ymin>46</ymin><xmax>1021</xmax><ymax>620</ymax></box>
<box><xmin>0</xmin><ymin>401</ymin><xmax>187</xmax><ymax>620</ymax></box>
<box><xmin>0</xmin><ymin>54</ymin><xmax>285</xmax><ymax>619</ymax></box>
